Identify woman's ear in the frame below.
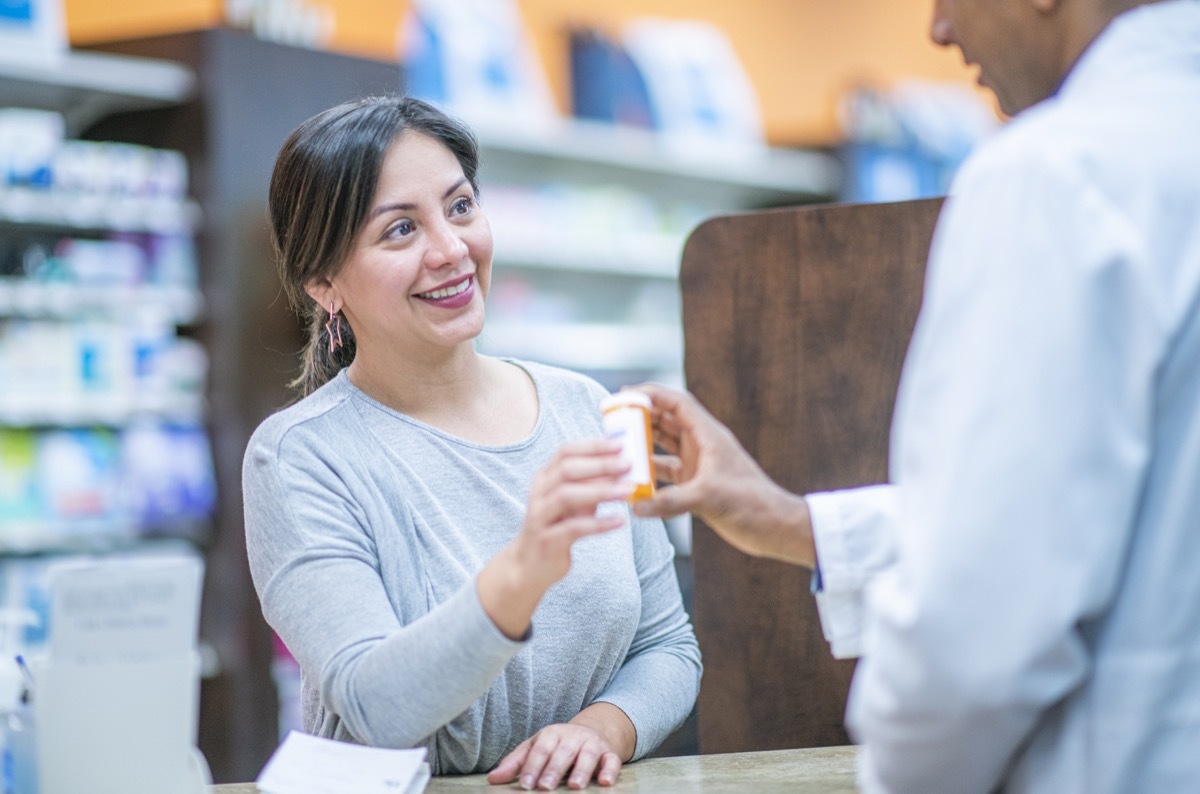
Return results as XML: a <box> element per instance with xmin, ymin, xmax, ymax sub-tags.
<box><xmin>305</xmin><ymin>278</ymin><xmax>336</xmax><ymax>311</ymax></box>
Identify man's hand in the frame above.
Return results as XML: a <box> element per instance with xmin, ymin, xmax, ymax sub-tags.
<box><xmin>630</xmin><ymin>383</ymin><xmax>817</xmax><ymax>568</ymax></box>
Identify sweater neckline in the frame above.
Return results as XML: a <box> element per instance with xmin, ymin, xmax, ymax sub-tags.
<box><xmin>333</xmin><ymin>358</ymin><xmax>546</xmax><ymax>453</ymax></box>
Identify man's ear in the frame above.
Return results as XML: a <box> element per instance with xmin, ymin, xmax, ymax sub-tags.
<box><xmin>1029</xmin><ymin>0</ymin><xmax>1061</xmax><ymax>14</ymax></box>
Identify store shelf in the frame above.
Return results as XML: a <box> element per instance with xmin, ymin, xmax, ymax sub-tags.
<box><xmin>479</xmin><ymin>321</ymin><xmax>682</xmax><ymax>372</ymax></box>
<box><xmin>0</xmin><ymin>519</ymin><xmax>210</xmax><ymax>556</ymax></box>
<box><xmin>495</xmin><ymin>231</ymin><xmax>682</xmax><ymax>279</ymax></box>
<box><xmin>0</xmin><ymin>280</ymin><xmax>204</xmax><ymax>323</ymax></box>
<box><xmin>472</xmin><ymin>121</ymin><xmax>838</xmax><ymax>379</ymax></box>
<box><xmin>0</xmin><ymin>49</ymin><xmax>196</xmax><ymax>134</ymax></box>
<box><xmin>476</xmin><ymin>118</ymin><xmax>842</xmax><ymax>208</ymax></box>
<box><xmin>0</xmin><ymin>392</ymin><xmax>205</xmax><ymax>427</ymax></box>
<box><xmin>0</xmin><ymin>187</ymin><xmax>201</xmax><ymax>235</ymax></box>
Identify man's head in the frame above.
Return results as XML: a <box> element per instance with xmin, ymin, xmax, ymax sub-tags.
<box><xmin>930</xmin><ymin>0</ymin><xmax>1163</xmax><ymax>116</ymax></box>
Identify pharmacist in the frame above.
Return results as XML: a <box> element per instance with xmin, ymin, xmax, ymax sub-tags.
<box><xmin>633</xmin><ymin>0</ymin><xmax>1200</xmax><ymax>791</ymax></box>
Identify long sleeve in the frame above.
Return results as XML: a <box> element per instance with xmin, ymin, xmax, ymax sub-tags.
<box><xmin>243</xmin><ymin>425</ymin><xmax>526</xmax><ymax>751</ymax></box>
<box><xmin>592</xmin><ymin>514</ymin><xmax>702</xmax><ymax>760</ymax></box>
<box><xmin>848</xmin><ymin>139</ymin><xmax>1164</xmax><ymax>792</ymax></box>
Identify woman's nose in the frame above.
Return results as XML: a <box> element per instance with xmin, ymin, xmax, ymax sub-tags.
<box><xmin>424</xmin><ymin>221</ymin><xmax>469</xmax><ymax>267</ymax></box>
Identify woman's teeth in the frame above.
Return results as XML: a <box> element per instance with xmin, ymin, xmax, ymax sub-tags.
<box><xmin>419</xmin><ymin>278</ymin><xmax>470</xmax><ymax>299</ymax></box>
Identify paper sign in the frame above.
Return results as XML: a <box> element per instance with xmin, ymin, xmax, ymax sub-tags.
<box><xmin>257</xmin><ymin>731</ymin><xmax>430</xmax><ymax>794</ymax></box>
<box><xmin>47</xmin><ymin>550</ymin><xmax>203</xmax><ymax>664</ymax></box>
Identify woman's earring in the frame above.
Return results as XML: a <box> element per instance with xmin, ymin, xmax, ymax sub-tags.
<box><xmin>326</xmin><ymin>302</ymin><xmax>344</xmax><ymax>353</ymax></box>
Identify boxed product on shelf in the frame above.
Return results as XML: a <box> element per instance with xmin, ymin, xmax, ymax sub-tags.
<box><xmin>0</xmin><ymin>108</ymin><xmax>63</xmax><ymax>188</ymax></box>
<box><xmin>0</xmin><ymin>316</ymin><xmax>208</xmax><ymax>421</ymax></box>
<box><xmin>0</xmin><ymin>429</ymin><xmax>38</xmax><ymax>526</ymax></box>
<box><xmin>0</xmin><ymin>0</ymin><xmax>65</xmax><ymax>67</ymax></box>
<box><xmin>121</xmin><ymin>422</ymin><xmax>217</xmax><ymax>530</ymax></box>
<box><xmin>1</xmin><ymin>118</ymin><xmax>194</xmax><ymax>234</ymax></box>
<box><xmin>35</xmin><ymin>427</ymin><xmax>123</xmax><ymax>525</ymax></box>
<box><xmin>400</xmin><ymin>0</ymin><xmax>558</xmax><ymax>130</ymax></box>
<box><xmin>621</xmin><ymin>18</ymin><xmax>766</xmax><ymax>159</ymax></box>
<box><xmin>568</xmin><ymin>27</ymin><xmax>657</xmax><ymax>130</ymax></box>
<box><xmin>0</xmin><ymin>422</ymin><xmax>217</xmax><ymax>548</ymax></box>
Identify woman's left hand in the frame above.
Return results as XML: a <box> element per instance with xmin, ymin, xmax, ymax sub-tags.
<box><xmin>487</xmin><ymin>722</ymin><xmax>623</xmax><ymax>790</ymax></box>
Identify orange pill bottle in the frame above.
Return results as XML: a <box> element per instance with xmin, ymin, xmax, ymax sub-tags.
<box><xmin>600</xmin><ymin>390</ymin><xmax>656</xmax><ymax>502</ymax></box>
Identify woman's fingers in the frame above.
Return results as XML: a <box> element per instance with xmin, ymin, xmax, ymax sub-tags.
<box><xmin>566</xmin><ymin>743</ymin><xmax>603</xmax><ymax>790</ymax></box>
<box><xmin>535</xmin><ymin>513</ymin><xmax>626</xmax><ymax>551</ymax></box>
<box><xmin>538</xmin><ymin>735</ymin><xmax>589</xmax><ymax>790</ymax></box>
<box><xmin>596</xmin><ymin>751</ymin><xmax>622</xmax><ymax>787</ymax></box>
<box><xmin>514</xmin><ymin>436</ymin><xmax>635</xmax><ymax>591</ymax></box>
<box><xmin>499</xmin><ymin>724</ymin><xmax>621</xmax><ymax>791</ymax></box>
<box><xmin>516</xmin><ymin>731</ymin><xmax>560</xmax><ymax>790</ymax></box>
<box><xmin>486</xmin><ymin>739</ymin><xmax>531</xmax><ymax>784</ymax></box>
<box><xmin>525</xmin><ymin>480</ymin><xmax>634</xmax><ymax>530</ymax></box>
<box><xmin>535</xmin><ymin>443</ymin><xmax>627</xmax><ymax>485</ymax></box>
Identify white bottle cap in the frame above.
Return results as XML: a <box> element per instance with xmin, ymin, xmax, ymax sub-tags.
<box><xmin>600</xmin><ymin>390</ymin><xmax>651</xmax><ymax>412</ymax></box>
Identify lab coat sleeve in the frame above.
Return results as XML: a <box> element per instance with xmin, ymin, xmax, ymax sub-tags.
<box><xmin>848</xmin><ymin>145</ymin><xmax>1164</xmax><ymax>793</ymax></box>
<box><xmin>807</xmin><ymin>485</ymin><xmax>900</xmax><ymax>659</ymax></box>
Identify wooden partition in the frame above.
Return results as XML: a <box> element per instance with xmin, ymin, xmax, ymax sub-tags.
<box><xmin>681</xmin><ymin>197</ymin><xmax>944</xmax><ymax>752</ymax></box>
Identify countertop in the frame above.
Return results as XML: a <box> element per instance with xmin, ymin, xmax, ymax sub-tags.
<box><xmin>212</xmin><ymin>745</ymin><xmax>858</xmax><ymax>793</ymax></box>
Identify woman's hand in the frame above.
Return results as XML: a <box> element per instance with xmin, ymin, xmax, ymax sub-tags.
<box><xmin>487</xmin><ymin>703</ymin><xmax>635</xmax><ymax>790</ymax></box>
<box><xmin>478</xmin><ymin>437</ymin><xmax>633</xmax><ymax>640</ymax></box>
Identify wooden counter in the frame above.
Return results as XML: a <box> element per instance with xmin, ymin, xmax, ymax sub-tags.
<box><xmin>212</xmin><ymin>745</ymin><xmax>858</xmax><ymax>793</ymax></box>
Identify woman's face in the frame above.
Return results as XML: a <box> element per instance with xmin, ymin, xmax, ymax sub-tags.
<box><xmin>320</xmin><ymin>130</ymin><xmax>492</xmax><ymax>361</ymax></box>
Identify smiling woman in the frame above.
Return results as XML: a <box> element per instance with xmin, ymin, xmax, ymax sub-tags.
<box><xmin>242</xmin><ymin>95</ymin><xmax>701</xmax><ymax>790</ymax></box>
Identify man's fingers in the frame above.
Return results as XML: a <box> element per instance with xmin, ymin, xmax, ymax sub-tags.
<box><xmin>652</xmin><ymin>454</ymin><xmax>683</xmax><ymax>484</ymax></box>
<box><xmin>634</xmin><ymin>383</ymin><xmax>717</xmax><ymax>431</ymax></box>
<box><xmin>629</xmin><ymin>382</ymin><xmax>688</xmax><ymax>416</ymax></box>
<box><xmin>656</xmin><ymin>409</ymin><xmax>684</xmax><ymax>440</ymax></box>
<box><xmin>632</xmin><ymin>482</ymin><xmax>697</xmax><ymax>519</ymax></box>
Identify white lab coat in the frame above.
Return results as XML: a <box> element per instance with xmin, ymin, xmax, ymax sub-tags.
<box><xmin>807</xmin><ymin>2</ymin><xmax>1200</xmax><ymax>791</ymax></box>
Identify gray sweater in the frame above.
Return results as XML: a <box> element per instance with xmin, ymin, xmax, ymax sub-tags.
<box><xmin>242</xmin><ymin>360</ymin><xmax>701</xmax><ymax>774</ymax></box>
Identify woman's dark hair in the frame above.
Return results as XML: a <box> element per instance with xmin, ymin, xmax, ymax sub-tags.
<box><xmin>268</xmin><ymin>95</ymin><xmax>480</xmax><ymax>395</ymax></box>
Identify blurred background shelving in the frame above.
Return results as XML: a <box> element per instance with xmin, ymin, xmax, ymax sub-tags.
<box><xmin>0</xmin><ymin>47</ymin><xmax>217</xmax><ymax>741</ymax></box>
<box><xmin>2</xmin><ymin>0</ymin><xmax>997</xmax><ymax>783</ymax></box>
<box><xmin>473</xmin><ymin>118</ymin><xmax>842</xmax><ymax>388</ymax></box>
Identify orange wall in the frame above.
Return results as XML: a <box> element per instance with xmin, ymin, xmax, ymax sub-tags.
<box><xmin>65</xmin><ymin>0</ymin><xmax>222</xmax><ymax>43</ymax></box>
<box><xmin>516</xmin><ymin>0</ymin><xmax>984</xmax><ymax>144</ymax></box>
<box><xmin>64</xmin><ymin>0</ymin><xmax>985</xmax><ymax>145</ymax></box>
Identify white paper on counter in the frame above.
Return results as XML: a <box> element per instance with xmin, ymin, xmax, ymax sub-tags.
<box><xmin>257</xmin><ymin>731</ymin><xmax>430</xmax><ymax>794</ymax></box>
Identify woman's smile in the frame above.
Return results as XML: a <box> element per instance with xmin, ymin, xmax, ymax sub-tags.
<box><xmin>415</xmin><ymin>274</ymin><xmax>475</xmax><ymax>308</ymax></box>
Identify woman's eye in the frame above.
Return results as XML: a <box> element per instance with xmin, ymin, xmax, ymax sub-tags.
<box><xmin>450</xmin><ymin>196</ymin><xmax>474</xmax><ymax>217</ymax></box>
<box><xmin>385</xmin><ymin>219</ymin><xmax>415</xmax><ymax>239</ymax></box>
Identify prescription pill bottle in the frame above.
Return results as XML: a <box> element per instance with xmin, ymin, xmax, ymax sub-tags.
<box><xmin>600</xmin><ymin>390</ymin><xmax>656</xmax><ymax>501</ymax></box>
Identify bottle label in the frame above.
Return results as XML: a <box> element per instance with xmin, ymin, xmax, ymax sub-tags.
<box><xmin>603</xmin><ymin>406</ymin><xmax>652</xmax><ymax>486</ymax></box>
